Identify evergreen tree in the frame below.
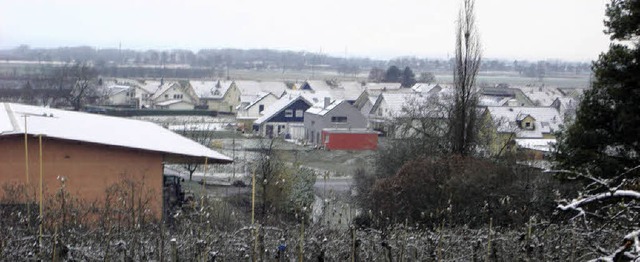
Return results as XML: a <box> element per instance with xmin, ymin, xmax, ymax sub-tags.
<box><xmin>555</xmin><ymin>0</ymin><xmax>640</xmax><ymax>179</ymax></box>
<box><xmin>401</xmin><ymin>66</ymin><xmax>417</xmax><ymax>87</ymax></box>
<box><xmin>384</xmin><ymin>65</ymin><xmax>402</xmax><ymax>83</ymax></box>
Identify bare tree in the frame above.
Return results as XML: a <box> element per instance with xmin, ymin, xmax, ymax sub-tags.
<box><xmin>52</xmin><ymin>61</ymin><xmax>98</xmax><ymax>110</ymax></box>
<box><xmin>450</xmin><ymin>0</ymin><xmax>482</xmax><ymax>156</ymax></box>
<box><xmin>175</xmin><ymin>122</ymin><xmax>215</xmax><ymax>181</ymax></box>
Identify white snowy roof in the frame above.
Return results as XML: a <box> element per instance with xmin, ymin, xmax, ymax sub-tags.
<box><xmin>411</xmin><ymin>83</ymin><xmax>441</xmax><ymax>94</ymax></box>
<box><xmin>135</xmin><ymin>80</ymin><xmax>163</xmax><ymax>94</ymax></box>
<box><xmin>486</xmin><ymin>106</ymin><xmax>563</xmax><ymax>138</ymax></box>
<box><xmin>234</xmin><ymin>80</ymin><xmax>288</xmax><ymax>97</ymax></box>
<box><xmin>306</xmin><ymin>99</ymin><xmax>345</xmax><ymax>116</ymax></box>
<box><xmin>106</xmin><ymin>85</ymin><xmax>130</xmax><ymax>96</ymax></box>
<box><xmin>515</xmin><ymin>138</ymin><xmax>556</xmax><ymax>152</ymax></box>
<box><xmin>191</xmin><ymin>80</ymin><xmax>233</xmax><ymax>99</ymax></box>
<box><xmin>377</xmin><ymin>92</ymin><xmax>431</xmax><ymax>116</ymax></box>
<box><xmin>0</xmin><ymin>103</ymin><xmax>232</xmax><ymax>163</ymax></box>
<box><xmin>515</xmin><ymin>86</ymin><xmax>563</xmax><ymax>106</ymax></box>
<box><xmin>156</xmin><ymin>99</ymin><xmax>193</xmax><ymax>106</ymax></box>
<box><xmin>365</xmin><ymin>82</ymin><xmax>403</xmax><ymax>91</ymax></box>
<box><xmin>478</xmin><ymin>95</ymin><xmax>511</xmax><ymax>107</ymax></box>
<box><xmin>150</xmin><ymin>82</ymin><xmax>181</xmax><ymax>100</ymax></box>
<box><xmin>245</xmin><ymin>92</ymin><xmax>274</xmax><ymax>110</ymax></box>
<box><xmin>253</xmin><ymin>95</ymin><xmax>310</xmax><ymax>125</ymax></box>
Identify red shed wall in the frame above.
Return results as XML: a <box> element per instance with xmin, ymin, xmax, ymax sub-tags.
<box><xmin>0</xmin><ymin>136</ymin><xmax>164</xmax><ymax>218</ymax></box>
<box><xmin>322</xmin><ymin>132</ymin><xmax>378</xmax><ymax>150</ymax></box>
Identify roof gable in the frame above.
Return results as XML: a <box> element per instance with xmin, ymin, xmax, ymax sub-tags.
<box><xmin>253</xmin><ymin>96</ymin><xmax>311</xmax><ymax>124</ymax></box>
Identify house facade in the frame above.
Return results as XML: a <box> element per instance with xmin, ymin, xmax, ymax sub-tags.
<box><xmin>150</xmin><ymin>81</ymin><xmax>199</xmax><ymax>109</ymax></box>
<box><xmin>252</xmin><ymin>96</ymin><xmax>312</xmax><ymax>139</ymax></box>
<box><xmin>236</xmin><ymin>92</ymin><xmax>279</xmax><ymax>128</ymax></box>
<box><xmin>304</xmin><ymin>98</ymin><xmax>368</xmax><ymax>146</ymax></box>
<box><xmin>192</xmin><ymin>81</ymin><xmax>241</xmax><ymax>113</ymax></box>
<box><xmin>484</xmin><ymin>106</ymin><xmax>563</xmax><ymax>158</ymax></box>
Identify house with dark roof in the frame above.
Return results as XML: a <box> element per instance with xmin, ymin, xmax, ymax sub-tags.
<box><xmin>252</xmin><ymin>95</ymin><xmax>312</xmax><ymax>139</ymax></box>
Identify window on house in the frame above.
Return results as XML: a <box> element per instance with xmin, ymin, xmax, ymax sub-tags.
<box><xmin>259</xmin><ymin>105</ymin><xmax>264</xmax><ymax>112</ymax></box>
<box><xmin>331</xmin><ymin>116</ymin><xmax>347</xmax><ymax>123</ymax></box>
<box><xmin>164</xmin><ymin>94</ymin><xmax>168</xmax><ymax>99</ymax></box>
<box><xmin>296</xmin><ymin>110</ymin><xmax>304</xmax><ymax>117</ymax></box>
<box><xmin>525</xmin><ymin>122</ymin><xmax>531</xmax><ymax>128</ymax></box>
<box><xmin>285</xmin><ymin>109</ymin><xmax>293</xmax><ymax>117</ymax></box>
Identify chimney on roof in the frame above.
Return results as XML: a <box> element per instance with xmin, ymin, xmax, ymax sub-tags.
<box><xmin>324</xmin><ymin>97</ymin><xmax>331</xmax><ymax>109</ymax></box>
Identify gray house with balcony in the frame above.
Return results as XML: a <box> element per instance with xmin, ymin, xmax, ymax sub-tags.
<box><xmin>304</xmin><ymin>98</ymin><xmax>368</xmax><ymax>146</ymax></box>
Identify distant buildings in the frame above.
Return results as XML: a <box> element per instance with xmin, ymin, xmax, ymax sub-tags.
<box><xmin>100</xmin><ymin>78</ymin><xmax>581</xmax><ymax>153</ymax></box>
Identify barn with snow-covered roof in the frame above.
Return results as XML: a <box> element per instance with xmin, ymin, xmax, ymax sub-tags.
<box><xmin>0</xmin><ymin>103</ymin><xmax>231</xmax><ymax>219</ymax></box>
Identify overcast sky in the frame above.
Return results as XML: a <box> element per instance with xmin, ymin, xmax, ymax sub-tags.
<box><xmin>0</xmin><ymin>0</ymin><xmax>610</xmax><ymax>61</ymax></box>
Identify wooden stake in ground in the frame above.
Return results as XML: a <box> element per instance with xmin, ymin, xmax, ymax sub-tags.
<box><xmin>38</xmin><ymin>134</ymin><xmax>44</xmax><ymax>255</ymax></box>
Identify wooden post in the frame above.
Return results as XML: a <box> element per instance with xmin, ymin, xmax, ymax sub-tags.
<box><xmin>486</xmin><ymin>217</ymin><xmax>493</xmax><ymax>262</ymax></box>
<box><xmin>24</xmin><ymin>116</ymin><xmax>30</xmax><ymax>226</ymax></box>
<box><xmin>201</xmin><ymin>157</ymin><xmax>208</xmax><ymax>208</ymax></box>
<box><xmin>252</xmin><ymin>168</ymin><xmax>256</xmax><ymax>225</ymax></box>
<box><xmin>299</xmin><ymin>218</ymin><xmax>304</xmax><ymax>262</ymax></box>
<box><xmin>171</xmin><ymin>238</ymin><xmax>178</xmax><ymax>262</ymax></box>
<box><xmin>351</xmin><ymin>227</ymin><xmax>356</xmax><ymax>262</ymax></box>
<box><xmin>38</xmin><ymin>134</ymin><xmax>44</xmax><ymax>255</ymax></box>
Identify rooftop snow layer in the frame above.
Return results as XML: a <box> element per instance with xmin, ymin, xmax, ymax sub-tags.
<box><xmin>306</xmin><ymin>99</ymin><xmax>345</xmax><ymax>116</ymax></box>
<box><xmin>0</xmin><ymin>103</ymin><xmax>232</xmax><ymax>163</ymax></box>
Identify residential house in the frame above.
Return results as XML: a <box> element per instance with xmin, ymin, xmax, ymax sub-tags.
<box><xmin>192</xmin><ymin>80</ymin><xmax>240</xmax><ymax>113</ymax></box>
<box><xmin>515</xmin><ymin>85</ymin><xmax>564</xmax><ymax>106</ymax></box>
<box><xmin>150</xmin><ymin>81</ymin><xmax>199</xmax><ymax>109</ymax></box>
<box><xmin>252</xmin><ymin>95</ymin><xmax>312</xmax><ymax>139</ymax></box>
<box><xmin>484</xmin><ymin>106</ymin><xmax>563</xmax><ymax>158</ymax></box>
<box><xmin>368</xmin><ymin>88</ymin><xmax>451</xmax><ymax>138</ymax></box>
<box><xmin>304</xmin><ymin>98</ymin><xmax>373</xmax><ymax>149</ymax></box>
<box><xmin>234</xmin><ymin>80</ymin><xmax>288</xmax><ymax>103</ymax></box>
<box><xmin>105</xmin><ymin>85</ymin><xmax>134</xmax><ymax>106</ymax></box>
<box><xmin>353</xmin><ymin>90</ymin><xmax>379</xmax><ymax>117</ymax></box>
<box><xmin>104</xmin><ymin>79</ymin><xmax>157</xmax><ymax>108</ymax></box>
<box><xmin>551</xmin><ymin>97</ymin><xmax>578</xmax><ymax>122</ymax></box>
<box><xmin>0</xmin><ymin>103</ymin><xmax>232</xmax><ymax>219</ymax></box>
<box><xmin>236</xmin><ymin>92</ymin><xmax>280</xmax><ymax>128</ymax></box>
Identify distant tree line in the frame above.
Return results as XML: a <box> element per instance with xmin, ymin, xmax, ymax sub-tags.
<box><xmin>0</xmin><ymin>45</ymin><xmax>592</xmax><ymax>79</ymax></box>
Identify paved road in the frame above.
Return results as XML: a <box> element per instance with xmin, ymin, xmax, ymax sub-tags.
<box><xmin>314</xmin><ymin>177</ymin><xmax>353</xmax><ymax>198</ymax></box>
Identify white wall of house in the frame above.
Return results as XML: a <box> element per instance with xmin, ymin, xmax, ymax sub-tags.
<box><xmin>258</xmin><ymin>122</ymin><xmax>305</xmax><ymax>140</ymax></box>
<box><xmin>239</xmin><ymin>94</ymin><xmax>279</xmax><ymax>119</ymax></box>
<box><xmin>158</xmin><ymin>101</ymin><xmax>194</xmax><ymax>110</ymax></box>
<box><xmin>304</xmin><ymin>102</ymin><xmax>367</xmax><ymax>145</ymax></box>
<box><xmin>108</xmin><ymin>91</ymin><xmax>131</xmax><ymax>105</ymax></box>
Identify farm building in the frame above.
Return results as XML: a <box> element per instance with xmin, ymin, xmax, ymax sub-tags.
<box><xmin>0</xmin><ymin>103</ymin><xmax>232</xmax><ymax>219</ymax></box>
